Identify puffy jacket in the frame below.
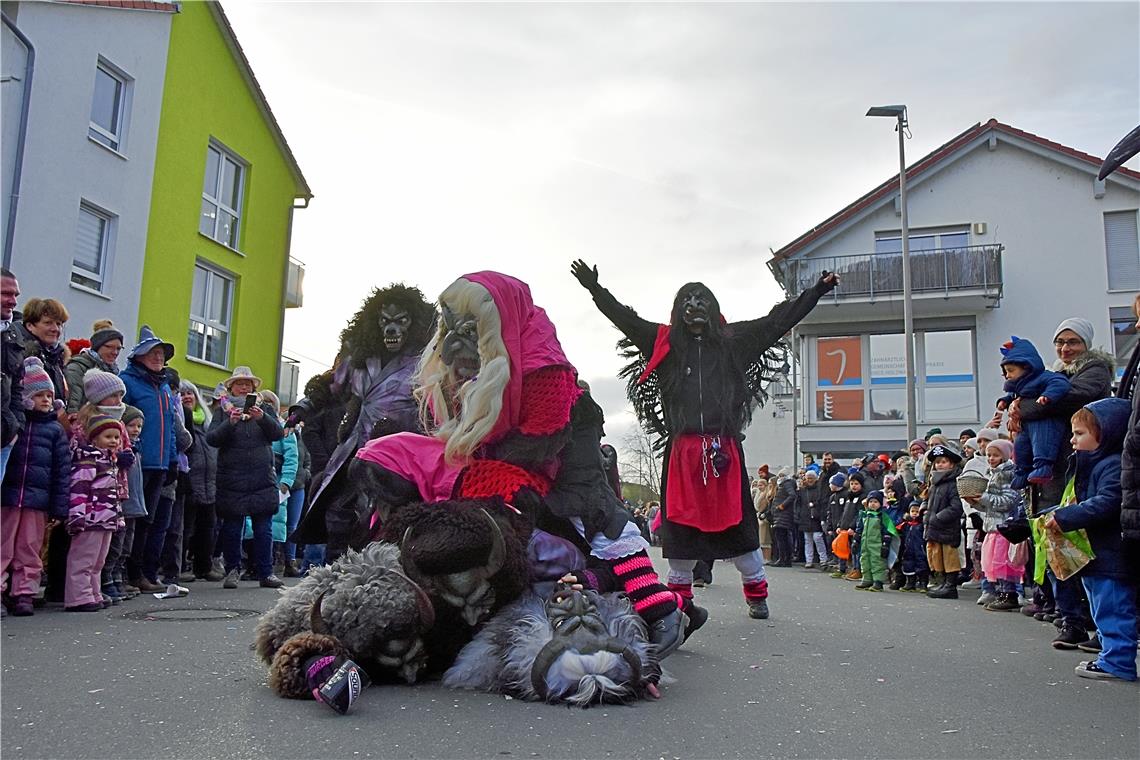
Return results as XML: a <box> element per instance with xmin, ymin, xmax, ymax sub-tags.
<box><xmin>68</xmin><ymin>445</ymin><xmax>125</xmax><ymax>533</ymax></box>
<box><xmin>187</xmin><ymin>416</ymin><xmax>217</xmax><ymax>505</ymax></box>
<box><xmin>272</xmin><ymin>432</ymin><xmax>299</xmax><ymax>491</ymax></box>
<box><xmin>794</xmin><ymin>479</ymin><xmax>825</xmax><ymax>531</ymax></box>
<box><xmin>770</xmin><ymin>477</ymin><xmax>796</xmax><ymax>529</ymax></box>
<box><xmin>839</xmin><ymin>486</ymin><xmax>864</xmax><ymax>531</ymax></box>
<box><xmin>121</xmin><ymin>361</ymin><xmax>177</xmax><ymax>470</ymax></box>
<box><xmin>977</xmin><ymin>460</ymin><xmax>1018</xmax><ymax>532</ymax></box>
<box><xmin>1053</xmin><ymin>398</ymin><xmax>1131</xmax><ymax>579</ymax></box>
<box><xmin>207</xmin><ymin>402</ymin><xmax>284</xmax><ymax>519</ymax></box>
<box><xmin>1</xmin><ymin>409</ymin><xmax>70</xmax><ymax>517</ymax></box>
<box><xmin>63</xmin><ymin>349</ymin><xmax>119</xmax><ymax>414</ymax></box>
<box><xmin>120</xmin><ymin>444</ymin><xmax>147</xmax><ymax>518</ymax></box>
<box><xmin>997</xmin><ymin>337</ymin><xmax>1072</xmax><ymax>406</ymax></box>
<box><xmin>923</xmin><ymin>464</ymin><xmax>964</xmax><ymax>545</ymax></box>
<box><xmin>1</xmin><ymin>318</ymin><xmax>25</xmax><ymax>443</ymax></box>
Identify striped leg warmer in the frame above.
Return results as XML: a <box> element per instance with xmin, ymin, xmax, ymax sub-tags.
<box><xmin>742</xmin><ymin>579</ymin><xmax>769</xmax><ymax>602</ymax></box>
<box><xmin>611</xmin><ymin>550</ymin><xmax>679</xmax><ymax>623</ymax></box>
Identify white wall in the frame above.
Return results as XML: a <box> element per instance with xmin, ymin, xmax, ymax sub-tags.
<box><xmin>783</xmin><ymin>130</ymin><xmax>1140</xmax><ymax>450</ymax></box>
<box><xmin>1</xmin><ymin>16</ymin><xmax>30</xmax><ymax>260</ymax></box>
<box><xmin>8</xmin><ymin>2</ymin><xmax>171</xmax><ymax>351</ymax></box>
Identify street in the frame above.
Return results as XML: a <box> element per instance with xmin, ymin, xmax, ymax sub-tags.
<box><xmin>2</xmin><ymin>551</ymin><xmax>1136</xmax><ymax>760</ymax></box>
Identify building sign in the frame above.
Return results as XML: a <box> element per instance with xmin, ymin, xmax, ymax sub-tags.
<box><xmin>816</xmin><ymin>389</ymin><xmax>863</xmax><ymax>421</ymax></box>
<box><xmin>816</xmin><ymin>336</ymin><xmax>861</xmax><ymax>386</ymax></box>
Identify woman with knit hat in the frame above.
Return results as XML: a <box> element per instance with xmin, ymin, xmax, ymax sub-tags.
<box><xmin>63</xmin><ymin>320</ymin><xmax>124</xmax><ymax>414</ymax></box>
<box><xmin>1002</xmin><ymin>317</ymin><xmax>1113</xmax><ymax>647</ymax></box>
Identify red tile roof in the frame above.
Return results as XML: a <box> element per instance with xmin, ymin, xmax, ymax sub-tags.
<box><xmin>55</xmin><ymin>0</ymin><xmax>179</xmax><ymax>12</ymax></box>
<box><xmin>770</xmin><ymin>119</ymin><xmax>1140</xmax><ymax>262</ymax></box>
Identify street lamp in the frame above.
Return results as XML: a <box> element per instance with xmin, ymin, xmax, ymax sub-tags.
<box><xmin>866</xmin><ymin>104</ymin><xmax>917</xmax><ymax>443</ymax></box>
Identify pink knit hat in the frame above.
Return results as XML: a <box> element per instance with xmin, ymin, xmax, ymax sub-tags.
<box><xmin>21</xmin><ymin>357</ymin><xmax>54</xmax><ymax>408</ymax></box>
<box><xmin>985</xmin><ymin>439</ymin><xmax>1014</xmax><ymax>462</ymax></box>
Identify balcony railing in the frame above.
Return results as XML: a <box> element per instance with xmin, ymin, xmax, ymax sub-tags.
<box><xmin>285</xmin><ymin>258</ymin><xmax>305</xmax><ymax>308</ymax></box>
<box><xmin>773</xmin><ymin>244</ymin><xmax>1004</xmax><ymax>301</ymax></box>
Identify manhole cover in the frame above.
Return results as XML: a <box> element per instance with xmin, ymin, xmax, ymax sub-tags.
<box><xmin>123</xmin><ymin>607</ymin><xmax>262</xmax><ymax>622</ymax></box>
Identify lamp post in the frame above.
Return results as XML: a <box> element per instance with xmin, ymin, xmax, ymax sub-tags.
<box><xmin>866</xmin><ymin>104</ymin><xmax>916</xmax><ymax>443</ymax></box>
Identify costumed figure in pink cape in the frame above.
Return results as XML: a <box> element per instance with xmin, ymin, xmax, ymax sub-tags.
<box><xmin>571</xmin><ymin>259</ymin><xmax>839</xmax><ymax>621</ymax></box>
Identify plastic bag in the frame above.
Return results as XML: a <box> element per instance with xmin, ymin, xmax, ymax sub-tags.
<box><xmin>1029</xmin><ymin>514</ymin><xmax>1095</xmax><ymax>583</ymax></box>
<box><xmin>831</xmin><ymin>530</ymin><xmax>850</xmax><ymax>561</ymax></box>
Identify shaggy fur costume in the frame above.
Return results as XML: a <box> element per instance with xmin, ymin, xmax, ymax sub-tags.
<box><xmin>255</xmin><ymin>543</ymin><xmax>435</xmax><ymax>686</ymax></box>
<box><xmin>442</xmin><ymin>590</ymin><xmax>660</xmax><ymax>706</ymax></box>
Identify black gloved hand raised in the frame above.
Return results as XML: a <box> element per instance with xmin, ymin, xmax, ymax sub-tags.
<box><xmin>570</xmin><ymin>259</ymin><xmax>600</xmax><ymax>293</ymax></box>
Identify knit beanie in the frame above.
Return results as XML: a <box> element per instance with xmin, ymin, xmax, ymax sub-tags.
<box><xmin>85</xmin><ymin>412</ymin><xmax>120</xmax><ymax>441</ymax></box>
<box><xmin>865</xmin><ymin>490</ymin><xmax>884</xmax><ymax>506</ymax></box>
<box><xmin>20</xmin><ymin>357</ymin><xmax>54</xmax><ymax>408</ymax></box>
<box><xmin>975</xmin><ymin>428</ymin><xmax>999</xmax><ymax>444</ymax></box>
<box><xmin>83</xmin><ymin>368</ymin><xmax>126</xmax><ymax>405</ymax></box>
<box><xmin>963</xmin><ymin>437</ymin><xmax>980</xmax><ymax>452</ymax></box>
<box><xmin>122</xmin><ymin>405</ymin><xmax>145</xmax><ymax>426</ymax></box>
<box><xmin>1053</xmin><ymin>317</ymin><xmax>1094</xmax><ymax>349</ymax></box>
<box><xmin>908</xmin><ymin>438</ymin><xmax>929</xmax><ymax>454</ymax></box>
<box><xmin>958</xmin><ymin>428</ymin><xmax>976</xmax><ymax>440</ymax></box>
<box><xmin>89</xmin><ymin>320</ymin><xmax>125</xmax><ymax>352</ymax></box>
<box><xmin>924</xmin><ymin>427</ymin><xmax>942</xmax><ymax>438</ymax></box>
<box><xmin>829</xmin><ymin>473</ymin><xmax>846</xmax><ymax>488</ymax></box>
<box><xmin>985</xmin><ymin>438</ymin><xmax>1014</xmax><ymax>462</ymax></box>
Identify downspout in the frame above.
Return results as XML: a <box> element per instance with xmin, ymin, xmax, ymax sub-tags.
<box><xmin>275</xmin><ymin>196</ymin><xmax>310</xmax><ymax>396</ymax></box>
<box><xmin>2</xmin><ymin>11</ymin><xmax>34</xmax><ymax>271</ymax></box>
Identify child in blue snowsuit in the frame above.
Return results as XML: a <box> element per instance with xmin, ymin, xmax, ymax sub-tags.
<box><xmin>897</xmin><ymin>502</ymin><xmax>929</xmax><ymax>592</ymax></box>
<box><xmin>1049</xmin><ymin>398</ymin><xmax>1137</xmax><ymax>681</ymax></box>
<box><xmin>996</xmin><ymin>336</ymin><xmax>1071</xmax><ymax>489</ymax></box>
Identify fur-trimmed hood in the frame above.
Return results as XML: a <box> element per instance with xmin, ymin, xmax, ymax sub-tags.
<box><xmin>1052</xmin><ymin>347</ymin><xmax>1115</xmax><ymax>377</ymax></box>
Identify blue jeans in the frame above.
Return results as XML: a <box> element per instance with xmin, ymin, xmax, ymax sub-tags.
<box><xmin>220</xmin><ymin>514</ymin><xmax>272</xmax><ymax>579</ymax></box>
<box><xmin>1081</xmin><ymin>575</ymin><xmax>1138</xmax><ymax>680</ymax></box>
<box><xmin>140</xmin><ymin>494</ymin><xmax>174</xmax><ymax>583</ymax></box>
<box><xmin>0</xmin><ymin>443</ymin><xmax>11</xmax><ymax>483</ymax></box>
<box><xmin>284</xmin><ymin>488</ymin><xmax>305</xmax><ymax>560</ymax></box>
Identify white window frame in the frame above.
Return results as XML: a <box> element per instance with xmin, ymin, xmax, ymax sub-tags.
<box><xmin>1104</xmin><ymin>210</ymin><xmax>1140</xmax><ymax>293</ymax></box>
<box><xmin>88</xmin><ymin>58</ymin><xmax>131</xmax><ymax>153</ymax></box>
<box><xmin>808</xmin><ymin>329</ymin><xmax>979</xmax><ymax>425</ymax></box>
<box><xmin>71</xmin><ymin>201</ymin><xmax>116</xmax><ymax>294</ymax></box>
<box><xmin>199</xmin><ymin>141</ymin><xmax>246</xmax><ymax>251</ymax></box>
<box><xmin>187</xmin><ymin>261</ymin><xmax>236</xmax><ymax>368</ymax></box>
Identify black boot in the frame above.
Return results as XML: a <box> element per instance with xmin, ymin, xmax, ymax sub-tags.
<box><xmin>889</xmin><ymin>570</ymin><xmax>904</xmax><ymax>591</ymax></box>
<box><xmin>903</xmin><ymin>575</ymin><xmax>917</xmax><ymax>592</ymax></box>
<box><xmin>928</xmin><ymin>572</ymin><xmax>959</xmax><ymax>599</ymax></box>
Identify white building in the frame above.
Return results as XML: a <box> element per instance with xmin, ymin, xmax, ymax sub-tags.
<box><xmin>755</xmin><ymin>119</ymin><xmax>1139</xmax><ymax>462</ymax></box>
<box><xmin>1</xmin><ymin>0</ymin><xmax>175</xmax><ymax>342</ymax></box>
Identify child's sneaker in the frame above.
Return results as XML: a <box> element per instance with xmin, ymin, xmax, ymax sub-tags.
<box><xmin>855</xmin><ymin>580</ymin><xmax>873</xmax><ymax>590</ymax></box>
<box><xmin>829</xmin><ymin>570</ymin><xmax>844</xmax><ymax>578</ymax></box>
<box><xmin>844</xmin><ymin>569</ymin><xmax>862</xmax><ymax>581</ymax></box>
<box><xmin>1076</xmin><ymin>634</ymin><xmax>1102</xmax><ymax>653</ymax></box>
<box><xmin>1052</xmin><ymin>625</ymin><xmax>1086</xmax><ymax>649</ymax></box>
<box><xmin>985</xmin><ymin>593</ymin><xmax>1020</xmax><ymax>611</ymax></box>
<box><xmin>869</xmin><ymin>581</ymin><xmax>884</xmax><ymax>592</ymax></box>
<box><xmin>1075</xmin><ymin>661</ymin><xmax>1127</xmax><ymax>681</ymax></box>
<box><xmin>977</xmin><ymin>592</ymin><xmax>997</xmax><ymax>606</ymax></box>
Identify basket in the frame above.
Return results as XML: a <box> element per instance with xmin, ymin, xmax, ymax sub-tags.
<box><xmin>956</xmin><ymin>476</ymin><xmax>987</xmax><ymax>499</ymax></box>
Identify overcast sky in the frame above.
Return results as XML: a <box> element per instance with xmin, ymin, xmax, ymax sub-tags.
<box><xmin>224</xmin><ymin>0</ymin><xmax>1139</xmax><ymax>445</ymax></box>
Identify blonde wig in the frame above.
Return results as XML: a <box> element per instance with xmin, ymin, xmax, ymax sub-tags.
<box><xmin>415</xmin><ymin>278</ymin><xmax>510</xmax><ymax>463</ymax></box>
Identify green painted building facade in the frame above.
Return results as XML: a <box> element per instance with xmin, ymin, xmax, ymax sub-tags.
<box><xmin>139</xmin><ymin>1</ymin><xmax>310</xmax><ymax>394</ymax></box>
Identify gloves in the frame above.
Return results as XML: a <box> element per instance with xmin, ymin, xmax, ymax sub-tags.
<box><xmin>116</xmin><ymin>448</ymin><xmax>135</xmax><ymax>472</ymax></box>
<box><xmin>164</xmin><ymin>462</ymin><xmax>179</xmax><ymax>486</ymax></box>
<box><xmin>969</xmin><ymin>512</ymin><xmax>984</xmax><ymax>531</ymax></box>
<box><xmin>880</xmin><ymin>544</ymin><xmax>890</xmax><ymax>560</ymax></box>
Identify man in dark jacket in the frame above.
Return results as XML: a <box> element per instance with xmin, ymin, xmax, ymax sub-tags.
<box><xmin>1</xmin><ymin>268</ymin><xmax>25</xmax><ymax>480</ymax></box>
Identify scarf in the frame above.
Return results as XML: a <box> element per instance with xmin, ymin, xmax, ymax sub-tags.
<box><xmin>97</xmin><ymin>402</ymin><xmax>126</xmax><ymax>421</ymax></box>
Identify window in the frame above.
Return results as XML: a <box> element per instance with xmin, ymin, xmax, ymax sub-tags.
<box><xmin>72</xmin><ymin>202</ymin><xmax>114</xmax><ymax>292</ymax></box>
<box><xmin>1104</xmin><ymin>210</ymin><xmax>1140</xmax><ymax>291</ymax></box>
<box><xmin>200</xmin><ymin>143</ymin><xmax>245</xmax><ymax>249</ymax></box>
<box><xmin>89</xmin><ymin>60</ymin><xmax>129</xmax><ymax>151</ymax></box>
<box><xmin>1111</xmin><ymin>306</ymin><xmax>1138</xmax><ymax>382</ymax></box>
<box><xmin>810</xmin><ymin>329</ymin><xmax>978</xmax><ymax>424</ymax></box>
<box><xmin>187</xmin><ymin>262</ymin><xmax>235</xmax><ymax>366</ymax></box>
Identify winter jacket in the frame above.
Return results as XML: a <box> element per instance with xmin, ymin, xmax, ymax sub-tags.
<box><xmin>1052</xmin><ymin>398</ymin><xmax>1131</xmax><ymax>579</ymax></box>
<box><xmin>898</xmin><ymin>517</ymin><xmax>928</xmax><ymax>571</ymax></box>
<box><xmin>186</xmin><ymin>416</ymin><xmax>217</xmax><ymax>505</ymax></box>
<box><xmin>794</xmin><ymin>479</ymin><xmax>826</xmax><ymax>531</ymax></box>
<box><xmin>977</xmin><ymin>460</ymin><xmax>1018</xmax><ymax>532</ymax></box>
<box><xmin>856</xmin><ymin>507</ymin><xmax>893</xmax><ymax>549</ymax></box>
<box><xmin>997</xmin><ymin>337</ymin><xmax>1072</xmax><ymax>407</ymax></box>
<box><xmin>291</xmin><ymin>432</ymin><xmax>311</xmax><ymax>491</ymax></box>
<box><xmin>1</xmin><ymin>316</ymin><xmax>25</xmax><ymax>443</ymax></box>
<box><xmin>826</xmin><ymin>487</ymin><xmax>848</xmax><ymax>532</ymax></box>
<box><xmin>273</xmin><ymin>432</ymin><xmax>299</xmax><ymax>491</ymax></box>
<box><xmin>63</xmin><ymin>349</ymin><xmax>118</xmax><ymax>414</ymax></box>
<box><xmin>300</xmin><ymin>402</ymin><xmax>344</xmax><ymax>480</ymax></box>
<box><xmin>207</xmin><ymin>402</ymin><xmax>284</xmax><ymax>519</ymax></box>
<box><xmin>1</xmin><ymin>409</ymin><xmax>70</xmax><ymax>517</ymax></box>
<box><xmin>770</xmin><ymin>477</ymin><xmax>796</xmax><ymax>530</ymax></box>
<box><xmin>19</xmin><ymin>329</ymin><xmax>68</xmax><ymax>403</ymax></box>
<box><xmin>68</xmin><ymin>444</ymin><xmax>125</xmax><ymax>534</ymax></box>
<box><xmin>120</xmin><ymin>441</ymin><xmax>147</xmax><ymax>518</ymax></box>
<box><xmin>121</xmin><ymin>361</ymin><xmax>178</xmax><ymax>470</ymax></box>
<box><xmin>1114</xmin><ymin>342</ymin><xmax>1139</xmax><ymax>543</ymax></box>
<box><xmin>839</xmin><ymin>487</ymin><xmax>863</xmax><ymax>531</ymax></box>
<box><xmin>923</xmin><ymin>464</ymin><xmax>964</xmax><ymax>545</ymax></box>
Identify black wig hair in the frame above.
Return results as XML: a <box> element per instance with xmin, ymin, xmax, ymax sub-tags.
<box><xmin>338</xmin><ymin>283</ymin><xmax>436</xmax><ymax>369</ymax></box>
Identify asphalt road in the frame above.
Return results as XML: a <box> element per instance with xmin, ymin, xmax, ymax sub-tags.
<box><xmin>2</xmin><ymin>552</ymin><xmax>1137</xmax><ymax>760</ymax></box>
